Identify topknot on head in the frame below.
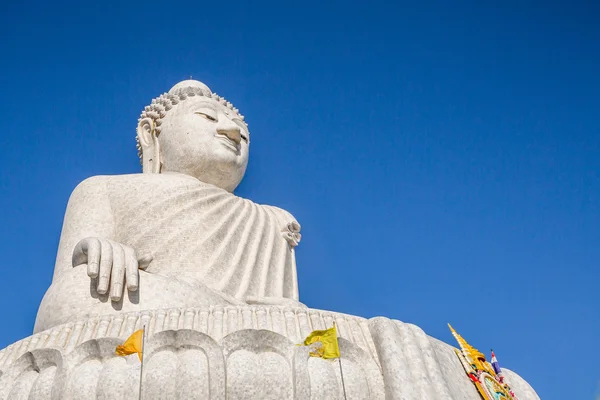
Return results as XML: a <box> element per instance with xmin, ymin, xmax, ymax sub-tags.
<box><xmin>168</xmin><ymin>80</ymin><xmax>212</xmax><ymax>95</ymax></box>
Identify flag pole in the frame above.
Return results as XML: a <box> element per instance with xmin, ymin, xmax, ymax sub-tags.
<box><xmin>334</xmin><ymin>322</ymin><xmax>348</xmax><ymax>400</ymax></box>
<box><xmin>338</xmin><ymin>358</ymin><xmax>348</xmax><ymax>400</ymax></box>
<box><xmin>138</xmin><ymin>325</ymin><xmax>146</xmax><ymax>400</ymax></box>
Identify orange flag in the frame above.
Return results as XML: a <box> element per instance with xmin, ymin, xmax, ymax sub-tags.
<box><xmin>115</xmin><ymin>329</ymin><xmax>144</xmax><ymax>361</ymax></box>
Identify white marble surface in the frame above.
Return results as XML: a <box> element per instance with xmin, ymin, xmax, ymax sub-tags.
<box><xmin>138</xmin><ymin>79</ymin><xmax>249</xmax><ymax>191</ymax></box>
<box><xmin>35</xmin><ymin>80</ymin><xmax>302</xmax><ymax>333</ymax></box>
<box><xmin>1</xmin><ymin>306</ymin><xmax>538</xmax><ymax>400</ymax></box>
<box><xmin>35</xmin><ymin>173</ymin><xmax>302</xmax><ymax>332</ymax></box>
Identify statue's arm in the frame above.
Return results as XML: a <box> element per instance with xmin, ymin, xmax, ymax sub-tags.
<box><xmin>52</xmin><ymin>176</ymin><xmax>115</xmax><ymax>282</ymax></box>
<box><xmin>53</xmin><ymin>176</ymin><xmax>152</xmax><ymax>302</ymax></box>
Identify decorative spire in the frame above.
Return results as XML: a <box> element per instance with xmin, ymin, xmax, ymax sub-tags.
<box><xmin>448</xmin><ymin>324</ymin><xmax>517</xmax><ymax>399</ymax></box>
<box><xmin>448</xmin><ymin>324</ymin><xmax>487</xmax><ymax>364</ymax></box>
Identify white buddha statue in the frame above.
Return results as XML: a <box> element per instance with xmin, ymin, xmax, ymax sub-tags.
<box><xmin>0</xmin><ymin>79</ymin><xmax>541</xmax><ymax>400</ymax></box>
<box><xmin>35</xmin><ymin>80</ymin><xmax>303</xmax><ymax>333</ymax></box>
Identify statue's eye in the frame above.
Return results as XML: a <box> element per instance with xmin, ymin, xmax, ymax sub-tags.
<box><xmin>232</xmin><ymin>118</ymin><xmax>246</xmax><ymax>130</ymax></box>
<box><xmin>241</xmin><ymin>133</ymin><xmax>249</xmax><ymax>143</ymax></box>
<box><xmin>195</xmin><ymin>109</ymin><xmax>217</xmax><ymax>122</ymax></box>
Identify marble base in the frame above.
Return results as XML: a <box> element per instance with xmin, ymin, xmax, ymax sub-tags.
<box><xmin>0</xmin><ymin>306</ymin><xmax>540</xmax><ymax>400</ymax></box>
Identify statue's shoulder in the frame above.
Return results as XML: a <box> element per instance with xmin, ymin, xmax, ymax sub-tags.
<box><xmin>69</xmin><ymin>174</ymin><xmax>114</xmax><ymax>199</ymax></box>
<box><xmin>68</xmin><ymin>174</ymin><xmax>151</xmax><ymax>204</ymax></box>
<box><xmin>71</xmin><ymin>173</ymin><xmax>193</xmax><ymax>195</ymax></box>
<box><xmin>263</xmin><ymin>205</ymin><xmax>297</xmax><ymax>224</ymax></box>
<box><xmin>261</xmin><ymin>204</ymin><xmax>302</xmax><ymax>247</ymax></box>
<box><xmin>70</xmin><ymin>173</ymin><xmax>140</xmax><ymax>193</ymax></box>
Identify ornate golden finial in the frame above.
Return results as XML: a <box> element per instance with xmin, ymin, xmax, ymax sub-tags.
<box><xmin>448</xmin><ymin>324</ymin><xmax>487</xmax><ymax>369</ymax></box>
<box><xmin>448</xmin><ymin>324</ymin><xmax>515</xmax><ymax>399</ymax></box>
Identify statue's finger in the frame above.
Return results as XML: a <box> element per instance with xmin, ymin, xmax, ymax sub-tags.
<box><xmin>137</xmin><ymin>253</ymin><xmax>153</xmax><ymax>270</ymax></box>
<box><xmin>85</xmin><ymin>238</ymin><xmax>101</xmax><ymax>278</ymax></box>
<box><xmin>110</xmin><ymin>243</ymin><xmax>126</xmax><ymax>302</ymax></box>
<box><xmin>72</xmin><ymin>237</ymin><xmax>94</xmax><ymax>267</ymax></box>
<box><xmin>124</xmin><ymin>246</ymin><xmax>139</xmax><ymax>291</ymax></box>
<box><xmin>97</xmin><ymin>240</ymin><xmax>113</xmax><ymax>295</ymax></box>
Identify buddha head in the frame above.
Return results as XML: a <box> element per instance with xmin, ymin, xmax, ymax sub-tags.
<box><xmin>136</xmin><ymin>80</ymin><xmax>250</xmax><ymax>192</ymax></box>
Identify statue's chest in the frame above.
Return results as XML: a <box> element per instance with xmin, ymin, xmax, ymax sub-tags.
<box><xmin>110</xmin><ymin>180</ymin><xmax>287</xmax><ymax>255</ymax></box>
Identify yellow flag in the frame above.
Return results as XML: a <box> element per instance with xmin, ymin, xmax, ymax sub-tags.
<box><xmin>302</xmin><ymin>325</ymin><xmax>340</xmax><ymax>359</ymax></box>
<box><xmin>116</xmin><ymin>329</ymin><xmax>144</xmax><ymax>361</ymax></box>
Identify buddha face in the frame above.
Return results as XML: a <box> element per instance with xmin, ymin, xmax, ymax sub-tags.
<box><xmin>156</xmin><ymin>96</ymin><xmax>250</xmax><ymax>192</ymax></box>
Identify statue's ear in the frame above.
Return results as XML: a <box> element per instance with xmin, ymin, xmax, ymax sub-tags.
<box><xmin>137</xmin><ymin>117</ymin><xmax>154</xmax><ymax>148</ymax></box>
<box><xmin>137</xmin><ymin>118</ymin><xmax>161</xmax><ymax>173</ymax></box>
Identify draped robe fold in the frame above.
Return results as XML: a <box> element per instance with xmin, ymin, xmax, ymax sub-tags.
<box><xmin>106</xmin><ymin>173</ymin><xmax>299</xmax><ymax>302</ymax></box>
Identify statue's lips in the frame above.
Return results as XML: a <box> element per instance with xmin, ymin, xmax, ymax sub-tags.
<box><xmin>214</xmin><ymin>135</ymin><xmax>240</xmax><ymax>152</ymax></box>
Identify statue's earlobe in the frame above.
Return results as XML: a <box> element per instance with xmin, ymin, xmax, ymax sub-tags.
<box><xmin>137</xmin><ymin>118</ymin><xmax>161</xmax><ymax>174</ymax></box>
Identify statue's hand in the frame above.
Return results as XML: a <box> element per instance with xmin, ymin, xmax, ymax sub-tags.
<box><xmin>72</xmin><ymin>237</ymin><xmax>153</xmax><ymax>302</ymax></box>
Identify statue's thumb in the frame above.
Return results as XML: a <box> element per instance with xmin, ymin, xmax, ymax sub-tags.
<box><xmin>138</xmin><ymin>253</ymin><xmax>153</xmax><ymax>270</ymax></box>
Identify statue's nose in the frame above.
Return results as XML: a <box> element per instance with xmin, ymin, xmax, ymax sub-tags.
<box><xmin>216</xmin><ymin>117</ymin><xmax>241</xmax><ymax>144</ymax></box>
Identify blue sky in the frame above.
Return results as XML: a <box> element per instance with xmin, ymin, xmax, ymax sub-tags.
<box><xmin>1</xmin><ymin>1</ymin><xmax>599</xmax><ymax>398</ymax></box>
